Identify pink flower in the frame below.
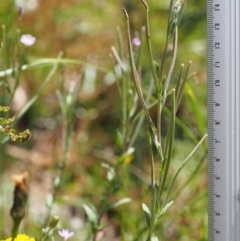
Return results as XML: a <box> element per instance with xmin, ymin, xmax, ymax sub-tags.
<box><xmin>20</xmin><ymin>34</ymin><xmax>36</xmax><ymax>46</ymax></box>
<box><xmin>132</xmin><ymin>37</ymin><xmax>141</xmax><ymax>47</ymax></box>
<box><xmin>58</xmin><ymin>229</ymin><xmax>74</xmax><ymax>241</ymax></box>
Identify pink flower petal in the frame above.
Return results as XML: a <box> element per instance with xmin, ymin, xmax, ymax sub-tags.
<box><xmin>20</xmin><ymin>34</ymin><xmax>36</xmax><ymax>46</ymax></box>
<box><xmin>132</xmin><ymin>37</ymin><xmax>141</xmax><ymax>47</ymax></box>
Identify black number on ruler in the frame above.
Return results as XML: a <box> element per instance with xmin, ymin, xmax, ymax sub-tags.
<box><xmin>215</xmin><ymin>157</ymin><xmax>220</xmax><ymax>162</ymax></box>
<box><xmin>215</xmin><ymin>176</ymin><xmax>220</xmax><ymax>180</ymax></box>
<box><xmin>215</xmin><ymin>79</ymin><xmax>220</xmax><ymax>86</ymax></box>
<box><xmin>215</xmin><ymin>194</ymin><xmax>220</xmax><ymax>198</ymax></box>
<box><xmin>215</xmin><ymin>212</ymin><xmax>221</xmax><ymax>216</ymax></box>
<box><xmin>214</xmin><ymin>23</ymin><xmax>220</xmax><ymax>30</ymax></box>
<box><xmin>214</xmin><ymin>4</ymin><xmax>220</xmax><ymax>11</ymax></box>
<box><xmin>214</xmin><ymin>139</ymin><xmax>220</xmax><ymax>143</ymax></box>
<box><xmin>215</xmin><ymin>42</ymin><xmax>220</xmax><ymax>49</ymax></box>
<box><xmin>215</xmin><ymin>121</ymin><xmax>220</xmax><ymax>125</ymax></box>
<box><xmin>215</xmin><ymin>102</ymin><xmax>220</xmax><ymax>106</ymax></box>
<box><xmin>215</xmin><ymin>230</ymin><xmax>221</xmax><ymax>234</ymax></box>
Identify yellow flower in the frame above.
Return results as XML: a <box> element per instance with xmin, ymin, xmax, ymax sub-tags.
<box><xmin>2</xmin><ymin>234</ymin><xmax>35</xmax><ymax>241</ymax></box>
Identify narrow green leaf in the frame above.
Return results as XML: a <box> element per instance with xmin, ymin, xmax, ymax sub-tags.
<box><xmin>112</xmin><ymin>198</ymin><xmax>132</xmax><ymax>208</ymax></box>
<box><xmin>101</xmin><ymin>163</ymin><xmax>115</xmax><ymax>181</ymax></box>
<box><xmin>142</xmin><ymin>203</ymin><xmax>151</xmax><ymax>228</ymax></box>
<box><xmin>157</xmin><ymin>201</ymin><xmax>174</xmax><ymax>220</ymax></box>
<box><xmin>82</xmin><ymin>204</ymin><xmax>98</xmax><ymax>225</ymax></box>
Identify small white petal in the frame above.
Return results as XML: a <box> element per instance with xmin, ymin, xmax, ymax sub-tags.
<box><xmin>132</xmin><ymin>37</ymin><xmax>141</xmax><ymax>47</ymax></box>
<box><xmin>20</xmin><ymin>34</ymin><xmax>36</xmax><ymax>46</ymax></box>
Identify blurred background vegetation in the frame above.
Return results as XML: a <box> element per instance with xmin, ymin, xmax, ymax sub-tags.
<box><xmin>0</xmin><ymin>0</ymin><xmax>207</xmax><ymax>240</ymax></box>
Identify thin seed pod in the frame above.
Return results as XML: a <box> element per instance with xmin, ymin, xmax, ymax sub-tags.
<box><xmin>164</xmin><ymin>27</ymin><xmax>178</xmax><ymax>97</ymax></box>
<box><xmin>158</xmin><ymin>89</ymin><xmax>176</xmax><ymax>202</ymax></box>
<box><xmin>141</xmin><ymin>0</ymin><xmax>159</xmax><ymax>87</ymax></box>
<box><xmin>123</xmin><ymin>8</ymin><xmax>155</xmax><ymax>131</ymax></box>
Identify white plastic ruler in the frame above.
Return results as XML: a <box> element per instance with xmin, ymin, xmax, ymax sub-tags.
<box><xmin>208</xmin><ymin>0</ymin><xmax>240</xmax><ymax>240</ymax></box>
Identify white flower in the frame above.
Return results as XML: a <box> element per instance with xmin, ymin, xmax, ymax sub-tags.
<box><xmin>14</xmin><ymin>0</ymin><xmax>39</xmax><ymax>13</ymax></box>
<box><xmin>20</xmin><ymin>34</ymin><xmax>36</xmax><ymax>46</ymax></box>
<box><xmin>132</xmin><ymin>37</ymin><xmax>141</xmax><ymax>47</ymax></box>
<box><xmin>58</xmin><ymin>229</ymin><xmax>74</xmax><ymax>241</ymax></box>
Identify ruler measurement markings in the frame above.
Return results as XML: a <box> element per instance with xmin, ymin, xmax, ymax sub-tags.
<box><xmin>208</xmin><ymin>0</ymin><xmax>229</xmax><ymax>240</ymax></box>
<box><xmin>208</xmin><ymin>0</ymin><xmax>240</xmax><ymax>239</ymax></box>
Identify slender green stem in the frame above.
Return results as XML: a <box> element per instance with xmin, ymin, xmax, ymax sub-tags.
<box><xmin>141</xmin><ymin>0</ymin><xmax>158</xmax><ymax>87</ymax></box>
<box><xmin>11</xmin><ymin>219</ymin><xmax>21</xmax><ymax>240</ymax></box>
<box><xmin>156</xmin><ymin>96</ymin><xmax>162</xmax><ymax>143</ymax></box>
<box><xmin>1</xmin><ymin>25</ymin><xmax>11</xmax><ymax>96</ymax></box>
<box><xmin>123</xmin><ymin>8</ymin><xmax>155</xmax><ymax>131</ymax></box>
<box><xmin>158</xmin><ymin>40</ymin><xmax>169</xmax><ymax>84</ymax></box>
<box><xmin>175</xmin><ymin>63</ymin><xmax>184</xmax><ymax>103</ymax></box>
<box><xmin>111</xmin><ymin>46</ymin><xmax>127</xmax><ymax>73</ymax></box>
<box><xmin>128</xmin><ymin>77</ymin><xmax>155</xmax><ymax>148</ymax></box>
<box><xmin>176</xmin><ymin>61</ymin><xmax>192</xmax><ymax>110</ymax></box>
<box><xmin>111</xmin><ymin>46</ymin><xmax>128</xmax><ymax>150</ymax></box>
<box><xmin>146</xmin><ymin>126</ymin><xmax>157</xmax><ymax>241</ymax></box>
<box><xmin>164</xmin><ymin>27</ymin><xmax>178</xmax><ymax>96</ymax></box>
<box><xmin>0</xmin><ymin>58</ymin><xmax>108</xmax><ymax>77</ymax></box>
<box><xmin>117</xmin><ymin>26</ymin><xmax>124</xmax><ymax>60</ymax></box>
<box><xmin>158</xmin><ymin>89</ymin><xmax>175</xmax><ymax>203</ymax></box>
<box><xmin>147</xmin><ymin>125</ymin><xmax>155</xmax><ymax>190</ymax></box>
<box><xmin>159</xmin><ymin>0</ymin><xmax>174</xmax><ymax>83</ymax></box>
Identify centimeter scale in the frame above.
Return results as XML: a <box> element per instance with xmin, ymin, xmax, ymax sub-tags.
<box><xmin>208</xmin><ymin>0</ymin><xmax>240</xmax><ymax>240</ymax></box>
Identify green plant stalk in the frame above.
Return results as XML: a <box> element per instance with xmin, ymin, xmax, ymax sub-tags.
<box><xmin>127</xmin><ymin>77</ymin><xmax>155</xmax><ymax>149</ymax></box>
<box><xmin>0</xmin><ymin>58</ymin><xmax>109</xmax><ymax>77</ymax></box>
<box><xmin>2</xmin><ymin>25</ymin><xmax>8</xmax><ymax>69</ymax></box>
<box><xmin>41</xmin><ymin>228</ymin><xmax>52</xmax><ymax>241</ymax></box>
<box><xmin>1</xmin><ymin>25</ymin><xmax>11</xmax><ymax>96</ymax></box>
<box><xmin>130</xmin><ymin>97</ymin><xmax>157</xmax><ymax>128</ymax></box>
<box><xmin>146</xmin><ymin>127</ymin><xmax>156</xmax><ymax>241</ymax></box>
<box><xmin>158</xmin><ymin>0</ymin><xmax>174</xmax><ymax>84</ymax></box>
<box><xmin>162</xmin><ymin>61</ymin><xmax>191</xmax><ymax>168</ymax></box>
<box><xmin>141</xmin><ymin>0</ymin><xmax>158</xmax><ymax>86</ymax></box>
<box><xmin>109</xmin><ymin>51</ymin><xmax>121</xmax><ymax>96</ymax></box>
<box><xmin>158</xmin><ymin>89</ymin><xmax>175</xmax><ymax>203</ymax></box>
<box><xmin>176</xmin><ymin>61</ymin><xmax>192</xmax><ymax>110</ymax></box>
<box><xmin>162</xmin><ymin>134</ymin><xmax>208</xmax><ymax>207</ymax></box>
<box><xmin>121</xmin><ymin>63</ymin><xmax>128</xmax><ymax>151</ymax></box>
<box><xmin>157</xmin><ymin>5</ymin><xmax>179</xmax><ymax>144</ymax></box>
<box><xmin>11</xmin><ymin>219</ymin><xmax>21</xmax><ymax>241</ymax></box>
<box><xmin>10</xmin><ymin>46</ymin><xmax>28</xmax><ymax>103</ymax></box>
<box><xmin>117</xmin><ymin>27</ymin><xmax>124</xmax><ymax>61</ymax></box>
<box><xmin>44</xmin><ymin>76</ymin><xmax>83</xmax><ymax>224</ymax></box>
<box><xmin>123</xmin><ymin>8</ymin><xmax>155</xmax><ymax>131</ymax></box>
<box><xmin>111</xmin><ymin>45</ymin><xmax>128</xmax><ymax>150</ymax></box>
<box><xmin>163</xmin><ymin>27</ymin><xmax>178</xmax><ymax>97</ymax></box>
<box><xmin>111</xmin><ymin>46</ymin><xmax>127</xmax><ymax>73</ymax></box>
<box><xmin>175</xmin><ymin>63</ymin><xmax>184</xmax><ymax>102</ymax></box>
